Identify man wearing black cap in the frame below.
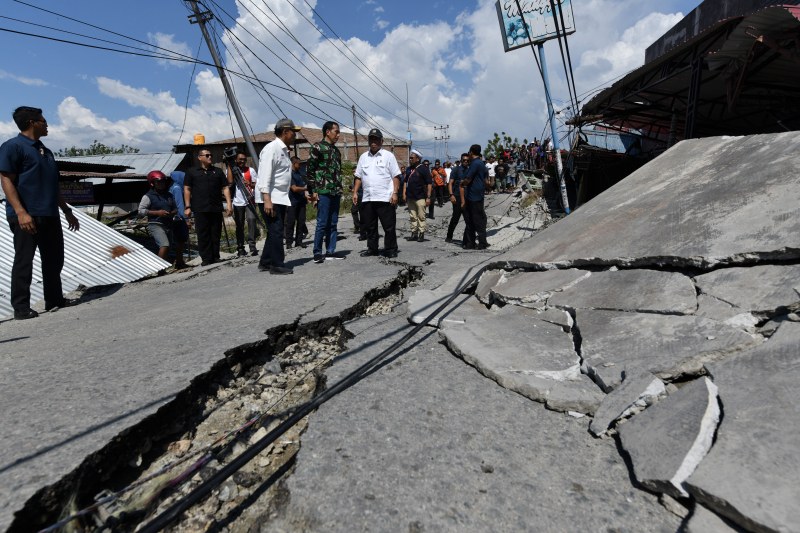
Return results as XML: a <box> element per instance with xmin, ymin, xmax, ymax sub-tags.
<box><xmin>352</xmin><ymin>128</ymin><xmax>402</xmax><ymax>258</ymax></box>
<box><xmin>256</xmin><ymin>118</ymin><xmax>301</xmax><ymax>274</ymax></box>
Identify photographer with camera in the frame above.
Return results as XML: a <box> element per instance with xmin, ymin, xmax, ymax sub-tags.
<box><xmin>225</xmin><ymin>148</ymin><xmax>260</xmax><ymax>257</ymax></box>
<box><xmin>183</xmin><ymin>149</ymin><xmax>232</xmax><ymax>266</ymax></box>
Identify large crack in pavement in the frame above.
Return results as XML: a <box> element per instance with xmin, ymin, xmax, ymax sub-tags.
<box><xmin>9</xmin><ymin>266</ymin><xmax>422</xmax><ymax>532</ymax></box>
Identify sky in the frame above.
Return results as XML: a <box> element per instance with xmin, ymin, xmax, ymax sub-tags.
<box><xmin>0</xmin><ymin>0</ymin><xmax>700</xmax><ymax>161</ymax></box>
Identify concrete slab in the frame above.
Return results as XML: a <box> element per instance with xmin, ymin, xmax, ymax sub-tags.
<box><xmin>686</xmin><ymin>505</ymin><xmax>739</xmax><ymax>533</ymax></box>
<box><xmin>686</xmin><ymin>322</ymin><xmax>800</xmax><ymax>532</ymax></box>
<box><xmin>695</xmin><ymin>264</ymin><xmax>800</xmax><ymax>313</ymax></box>
<box><xmin>493</xmin><ymin>132</ymin><xmax>800</xmax><ymax>268</ymax></box>
<box><xmin>619</xmin><ymin>377</ymin><xmax>720</xmax><ymax>498</ymax></box>
<box><xmin>695</xmin><ymin>294</ymin><xmax>741</xmax><ymax>322</ymax></box>
<box><xmin>407</xmin><ymin>264</ymin><xmax>488</xmax><ymax>326</ymax></box>
<box><xmin>475</xmin><ymin>269</ymin><xmax>505</xmax><ymax>304</ymax></box>
<box><xmin>550</xmin><ymin>269</ymin><xmax>697</xmax><ymax>314</ymax></box>
<box><xmin>275</xmin><ymin>312</ymin><xmax>679</xmax><ymax>532</ymax></box>
<box><xmin>589</xmin><ymin>372</ymin><xmax>666</xmax><ymax>437</ymax></box>
<box><xmin>439</xmin><ymin>301</ymin><xmax>604</xmax><ymax>414</ymax></box>
<box><xmin>490</xmin><ymin>269</ymin><xmax>591</xmax><ymax>309</ymax></box>
<box><xmin>577</xmin><ymin>309</ymin><xmax>760</xmax><ymax>391</ymax></box>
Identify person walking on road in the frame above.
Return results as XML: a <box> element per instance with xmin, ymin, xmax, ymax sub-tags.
<box><xmin>403</xmin><ymin>149</ymin><xmax>432</xmax><ymax>242</ymax></box>
<box><xmin>257</xmin><ymin>118</ymin><xmax>301</xmax><ymax>275</ymax></box>
<box><xmin>184</xmin><ymin>149</ymin><xmax>232</xmax><ymax>266</ymax></box>
<box><xmin>306</xmin><ymin>120</ymin><xmax>344</xmax><ymax>263</ymax></box>
<box><xmin>0</xmin><ymin>106</ymin><xmax>81</xmax><ymax>319</ymax></box>
<box><xmin>352</xmin><ymin>128</ymin><xmax>402</xmax><ymax>258</ymax></box>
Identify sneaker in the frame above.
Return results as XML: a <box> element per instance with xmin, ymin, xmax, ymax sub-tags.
<box><xmin>325</xmin><ymin>252</ymin><xmax>346</xmax><ymax>260</ymax></box>
<box><xmin>14</xmin><ymin>309</ymin><xmax>39</xmax><ymax>320</ymax></box>
<box><xmin>313</xmin><ymin>254</ymin><xmax>325</xmax><ymax>263</ymax></box>
<box><xmin>270</xmin><ymin>266</ymin><xmax>294</xmax><ymax>275</ymax></box>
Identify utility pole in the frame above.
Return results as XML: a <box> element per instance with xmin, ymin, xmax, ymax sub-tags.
<box><xmin>352</xmin><ymin>104</ymin><xmax>359</xmax><ymax>159</ymax></box>
<box><xmin>187</xmin><ymin>0</ymin><xmax>260</xmax><ymax>169</ymax></box>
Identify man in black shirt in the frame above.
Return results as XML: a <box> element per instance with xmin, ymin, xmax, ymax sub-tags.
<box><xmin>184</xmin><ymin>150</ymin><xmax>232</xmax><ymax>265</ymax></box>
<box><xmin>403</xmin><ymin>149</ymin><xmax>432</xmax><ymax>242</ymax></box>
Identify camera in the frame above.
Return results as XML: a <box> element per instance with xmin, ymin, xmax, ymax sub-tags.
<box><xmin>223</xmin><ymin>146</ymin><xmax>238</xmax><ymax>162</ymax></box>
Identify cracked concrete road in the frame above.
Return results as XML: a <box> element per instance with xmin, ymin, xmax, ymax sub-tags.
<box><xmin>0</xmin><ymin>190</ymin><xmax>539</xmax><ymax>530</ymax></box>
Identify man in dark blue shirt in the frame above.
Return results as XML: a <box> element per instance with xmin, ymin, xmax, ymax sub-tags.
<box><xmin>446</xmin><ymin>153</ymin><xmax>469</xmax><ymax>243</ymax></box>
<box><xmin>460</xmin><ymin>144</ymin><xmax>489</xmax><ymax>249</ymax></box>
<box><xmin>285</xmin><ymin>156</ymin><xmax>308</xmax><ymax>250</ymax></box>
<box><xmin>0</xmin><ymin>106</ymin><xmax>81</xmax><ymax>319</ymax></box>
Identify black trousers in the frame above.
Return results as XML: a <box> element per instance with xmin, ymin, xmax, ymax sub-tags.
<box><xmin>446</xmin><ymin>200</ymin><xmax>463</xmax><ymax>240</ymax></box>
<box><xmin>351</xmin><ymin>198</ymin><xmax>366</xmax><ymax>237</ymax></box>
<box><xmin>435</xmin><ymin>185</ymin><xmax>446</xmax><ymax>206</ymax></box>
<box><xmin>284</xmin><ymin>203</ymin><xmax>306</xmax><ymax>245</ymax></box>
<box><xmin>9</xmin><ymin>216</ymin><xmax>64</xmax><ymax>312</ymax></box>
<box><xmin>362</xmin><ymin>201</ymin><xmax>397</xmax><ymax>253</ymax></box>
<box><xmin>232</xmin><ymin>205</ymin><xmax>258</xmax><ymax>252</ymax></box>
<box><xmin>194</xmin><ymin>211</ymin><xmax>222</xmax><ymax>263</ymax></box>
<box><xmin>463</xmin><ymin>199</ymin><xmax>487</xmax><ymax>247</ymax></box>
<box><xmin>259</xmin><ymin>204</ymin><xmax>287</xmax><ymax>268</ymax></box>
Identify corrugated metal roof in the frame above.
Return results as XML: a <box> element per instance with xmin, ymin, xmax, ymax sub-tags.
<box><xmin>56</xmin><ymin>153</ymin><xmax>187</xmax><ymax>176</ymax></box>
<box><xmin>0</xmin><ymin>204</ymin><xmax>170</xmax><ymax>320</ymax></box>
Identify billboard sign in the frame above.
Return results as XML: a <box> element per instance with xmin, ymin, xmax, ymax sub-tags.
<box><xmin>495</xmin><ymin>0</ymin><xmax>576</xmax><ymax>52</ymax></box>
<box><xmin>59</xmin><ymin>181</ymin><xmax>94</xmax><ymax>204</ymax></box>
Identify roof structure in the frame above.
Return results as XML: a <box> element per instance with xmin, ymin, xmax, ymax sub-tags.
<box><xmin>57</xmin><ymin>153</ymin><xmax>188</xmax><ymax>177</ymax></box>
<box><xmin>0</xmin><ymin>207</ymin><xmax>169</xmax><ymax>320</ymax></box>
<box><xmin>578</xmin><ymin>4</ymin><xmax>800</xmax><ymax>143</ymax></box>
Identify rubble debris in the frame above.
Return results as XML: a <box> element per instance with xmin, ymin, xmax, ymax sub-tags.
<box><xmin>619</xmin><ymin>377</ymin><xmax>720</xmax><ymax>498</ymax></box>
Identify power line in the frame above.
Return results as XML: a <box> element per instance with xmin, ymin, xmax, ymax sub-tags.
<box><xmin>175</xmin><ymin>36</ymin><xmax>205</xmax><ymax>146</ymax></box>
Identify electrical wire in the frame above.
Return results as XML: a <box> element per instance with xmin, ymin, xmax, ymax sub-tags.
<box><xmin>175</xmin><ymin>36</ymin><xmax>205</xmax><ymax>146</ymax></box>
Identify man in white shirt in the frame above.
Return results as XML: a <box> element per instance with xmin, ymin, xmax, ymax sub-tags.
<box><xmin>257</xmin><ymin>117</ymin><xmax>300</xmax><ymax>275</ymax></box>
<box><xmin>227</xmin><ymin>152</ymin><xmax>259</xmax><ymax>257</ymax></box>
<box><xmin>352</xmin><ymin>128</ymin><xmax>402</xmax><ymax>258</ymax></box>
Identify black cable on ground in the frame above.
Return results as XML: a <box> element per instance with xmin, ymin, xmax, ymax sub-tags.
<box><xmin>138</xmin><ymin>265</ymin><xmax>488</xmax><ymax>532</ymax></box>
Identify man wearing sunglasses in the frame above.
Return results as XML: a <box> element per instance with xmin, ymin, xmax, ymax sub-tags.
<box><xmin>184</xmin><ymin>149</ymin><xmax>232</xmax><ymax>266</ymax></box>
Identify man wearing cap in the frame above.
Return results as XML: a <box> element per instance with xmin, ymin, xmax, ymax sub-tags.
<box><xmin>403</xmin><ymin>149</ymin><xmax>432</xmax><ymax>242</ymax></box>
<box><xmin>446</xmin><ymin>152</ymin><xmax>469</xmax><ymax>243</ymax></box>
<box><xmin>352</xmin><ymin>128</ymin><xmax>402</xmax><ymax>258</ymax></box>
<box><xmin>184</xmin><ymin>149</ymin><xmax>232</xmax><ymax>266</ymax></box>
<box><xmin>256</xmin><ymin>118</ymin><xmax>301</xmax><ymax>275</ymax></box>
<box><xmin>460</xmin><ymin>144</ymin><xmax>490</xmax><ymax>250</ymax></box>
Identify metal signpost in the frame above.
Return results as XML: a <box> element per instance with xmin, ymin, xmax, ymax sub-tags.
<box><xmin>495</xmin><ymin>0</ymin><xmax>575</xmax><ymax>214</ymax></box>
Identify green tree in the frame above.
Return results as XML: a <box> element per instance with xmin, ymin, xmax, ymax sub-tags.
<box><xmin>56</xmin><ymin>140</ymin><xmax>140</xmax><ymax>157</ymax></box>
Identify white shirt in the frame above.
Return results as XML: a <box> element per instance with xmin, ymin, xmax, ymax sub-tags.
<box><xmin>486</xmin><ymin>161</ymin><xmax>497</xmax><ymax>177</ymax></box>
<box><xmin>232</xmin><ymin>166</ymin><xmax>258</xmax><ymax>207</ymax></box>
<box><xmin>444</xmin><ymin>167</ymin><xmax>451</xmax><ymax>183</ymax></box>
<box><xmin>354</xmin><ymin>148</ymin><xmax>401</xmax><ymax>202</ymax></box>
<box><xmin>257</xmin><ymin>139</ymin><xmax>291</xmax><ymax>206</ymax></box>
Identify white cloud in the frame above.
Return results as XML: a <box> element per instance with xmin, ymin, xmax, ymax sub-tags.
<box><xmin>0</xmin><ymin>69</ymin><xmax>48</xmax><ymax>87</ymax></box>
<box><xmin>375</xmin><ymin>19</ymin><xmax>390</xmax><ymax>30</ymax></box>
<box><xmin>33</xmin><ymin>0</ymin><xmax>689</xmax><ymax>159</ymax></box>
<box><xmin>147</xmin><ymin>32</ymin><xmax>193</xmax><ymax>67</ymax></box>
<box><xmin>375</xmin><ymin>6</ymin><xmax>384</xmax><ymax>13</ymax></box>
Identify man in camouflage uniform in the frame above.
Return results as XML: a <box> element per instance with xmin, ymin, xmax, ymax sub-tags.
<box><xmin>306</xmin><ymin>120</ymin><xmax>344</xmax><ymax>263</ymax></box>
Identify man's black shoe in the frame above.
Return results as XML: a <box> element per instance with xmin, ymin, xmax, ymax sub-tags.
<box><xmin>270</xmin><ymin>266</ymin><xmax>294</xmax><ymax>275</ymax></box>
<box><xmin>417</xmin><ymin>233</ymin><xmax>424</xmax><ymax>242</ymax></box>
<box><xmin>477</xmin><ymin>242</ymin><xmax>490</xmax><ymax>250</ymax></box>
<box><xmin>250</xmin><ymin>249</ymin><xmax>259</xmax><ymax>256</ymax></box>
<box><xmin>14</xmin><ymin>309</ymin><xmax>39</xmax><ymax>320</ymax></box>
<box><xmin>383</xmin><ymin>249</ymin><xmax>399</xmax><ymax>258</ymax></box>
<box><xmin>405</xmin><ymin>233</ymin><xmax>418</xmax><ymax>241</ymax></box>
<box><xmin>313</xmin><ymin>254</ymin><xmax>325</xmax><ymax>263</ymax></box>
<box><xmin>445</xmin><ymin>237</ymin><xmax>453</xmax><ymax>243</ymax></box>
<box><xmin>237</xmin><ymin>249</ymin><xmax>247</xmax><ymax>257</ymax></box>
<box><xmin>463</xmin><ymin>243</ymin><xmax>476</xmax><ymax>250</ymax></box>
<box><xmin>286</xmin><ymin>242</ymin><xmax>293</xmax><ymax>249</ymax></box>
<box><xmin>360</xmin><ymin>249</ymin><xmax>379</xmax><ymax>257</ymax></box>
<box><xmin>358</xmin><ymin>235</ymin><xmax>368</xmax><ymax>241</ymax></box>
<box><xmin>258</xmin><ymin>263</ymin><xmax>271</xmax><ymax>272</ymax></box>
<box><xmin>200</xmin><ymin>259</ymin><xmax>215</xmax><ymax>266</ymax></box>
<box><xmin>45</xmin><ymin>298</ymin><xmax>77</xmax><ymax>311</ymax></box>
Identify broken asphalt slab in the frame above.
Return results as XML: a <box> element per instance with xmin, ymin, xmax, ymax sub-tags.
<box><xmin>577</xmin><ymin>309</ymin><xmax>761</xmax><ymax>391</ymax></box>
<box><xmin>589</xmin><ymin>372</ymin><xmax>666</xmax><ymax>437</ymax></box>
<box><xmin>686</xmin><ymin>321</ymin><xmax>800</xmax><ymax>532</ymax></box>
<box><xmin>694</xmin><ymin>264</ymin><xmax>800</xmax><ymax>314</ymax></box>
<box><xmin>618</xmin><ymin>377</ymin><xmax>720</xmax><ymax>498</ymax></box>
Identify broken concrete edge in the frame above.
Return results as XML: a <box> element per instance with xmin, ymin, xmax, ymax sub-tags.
<box><xmin>496</xmin><ymin>247</ymin><xmax>800</xmax><ymax>272</ymax></box>
<box><xmin>669</xmin><ymin>378</ymin><xmax>720</xmax><ymax>498</ymax></box>
<box><xmin>589</xmin><ymin>374</ymin><xmax>667</xmax><ymax>437</ymax></box>
<box><xmin>9</xmin><ymin>266</ymin><xmax>422</xmax><ymax>532</ymax></box>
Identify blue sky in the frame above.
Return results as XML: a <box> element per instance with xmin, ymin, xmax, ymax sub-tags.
<box><xmin>0</xmin><ymin>0</ymin><xmax>700</xmax><ymax>159</ymax></box>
